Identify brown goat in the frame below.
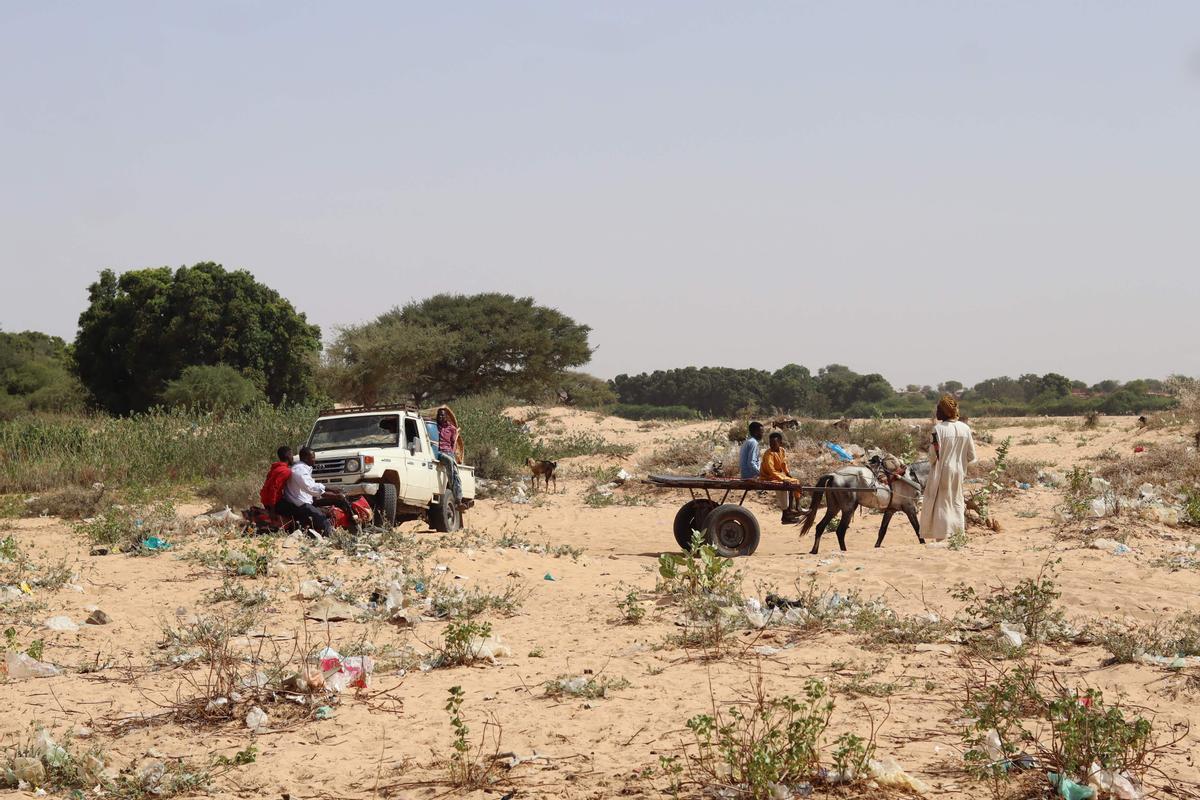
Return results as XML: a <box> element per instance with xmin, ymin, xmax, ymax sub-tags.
<box><xmin>526</xmin><ymin>458</ymin><xmax>558</xmax><ymax>492</ymax></box>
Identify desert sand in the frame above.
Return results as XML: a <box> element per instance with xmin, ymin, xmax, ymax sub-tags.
<box><xmin>2</xmin><ymin>410</ymin><xmax>1198</xmax><ymax>799</ymax></box>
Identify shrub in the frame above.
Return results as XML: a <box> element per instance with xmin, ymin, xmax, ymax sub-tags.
<box><xmin>534</xmin><ymin>432</ymin><xmax>634</xmax><ymax>460</ymax></box>
<box><xmin>950</xmin><ymin>561</ymin><xmax>1069</xmax><ymax>644</ymax></box>
<box><xmin>657</xmin><ymin>532</ymin><xmax>743</xmax><ymax>654</ymax></box>
<box><xmin>1061</xmin><ymin>466</ymin><xmax>1097</xmax><ymax>521</ymax></box>
<box><xmin>161</xmin><ymin>364</ymin><xmax>262</xmax><ymax>413</ymax></box>
<box><xmin>669</xmin><ymin>673</ymin><xmax>873</xmax><ymax>799</ymax></box>
<box><xmin>612</xmin><ymin>404</ymin><xmax>699</xmax><ymax>421</ymax></box>
<box><xmin>453</xmin><ymin>394</ymin><xmax>535</xmax><ymax>480</ymax></box>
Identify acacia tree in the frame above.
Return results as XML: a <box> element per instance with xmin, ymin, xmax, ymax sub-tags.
<box><xmin>74</xmin><ymin>263</ymin><xmax>321</xmax><ymax>414</ymax></box>
<box><xmin>326</xmin><ymin>293</ymin><xmax>592</xmax><ymax>404</ymax></box>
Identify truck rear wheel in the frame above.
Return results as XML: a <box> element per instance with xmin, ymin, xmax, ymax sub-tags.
<box><xmin>374</xmin><ymin>484</ymin><xmax>397</xmax><ymax>528</ymax></box>
<box><xmin>429</xmin><ymin>493</ymin><xmax>462</xmax><ymax>533</ymax></box>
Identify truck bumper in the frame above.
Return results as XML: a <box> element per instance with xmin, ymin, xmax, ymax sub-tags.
<box><xmin>332</xmin><ymin>482</ymin><xmax>380</xmax><ymax>497</ymax></box>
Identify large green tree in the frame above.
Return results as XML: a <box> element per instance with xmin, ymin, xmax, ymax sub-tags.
<box><xmin>74</xmin><ymin>263</ymin><xmax>321</xmax><ymax>414</ymax></box>
<box><xmin>329</xmin><ymin>293</ymin><xmax>592</xmax><ymax>403</ymax></box>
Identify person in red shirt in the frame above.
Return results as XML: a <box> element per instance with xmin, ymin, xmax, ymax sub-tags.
<box><xmin>260</xmin><ymin>446</ymin><xmax>293</xmax><ymax>514</ymax></box>
<box><xmin>435</xmin><ymin>407</ymin><xmax>463</xmax><ymax>508</ymax></box>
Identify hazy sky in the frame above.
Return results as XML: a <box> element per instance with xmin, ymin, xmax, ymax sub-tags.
<box><xmin>2</xmin><ymin>2</ymin><xmax>1198</xmax><ymax>388</ymax></box>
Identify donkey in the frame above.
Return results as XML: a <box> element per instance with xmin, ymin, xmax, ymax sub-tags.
<box><xmin>798</xmin><ymin>460</ymin><xmax>931</xmax><ymax>554</ymax></box>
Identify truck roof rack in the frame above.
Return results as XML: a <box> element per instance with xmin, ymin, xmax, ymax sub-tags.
<box><xmin>318</xmin><ymin>403</ymin><xmax>420</xmax><ymax>416</ymax></box>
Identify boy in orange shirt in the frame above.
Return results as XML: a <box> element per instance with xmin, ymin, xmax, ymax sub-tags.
<box><xmin>760</xmin><ymin>432</ymin><xmax>804</xmax><ymax>523</ymax></box>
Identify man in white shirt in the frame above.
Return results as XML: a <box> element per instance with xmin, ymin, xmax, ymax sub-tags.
<box><xmin>277</xmin><ymin>446</ymin><xmax>345</xmax><ymax>537</ymax></box>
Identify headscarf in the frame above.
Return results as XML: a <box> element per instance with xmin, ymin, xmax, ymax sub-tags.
<box><xmin>936</xmin><ymin>394</ymin><xmax>959</xmax><ymax>422</ymax></box>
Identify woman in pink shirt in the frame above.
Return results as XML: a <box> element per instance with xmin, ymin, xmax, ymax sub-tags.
<box><xmin>435</xmin><ymin>407</ymin><xmax>463</xmax><ymax>507</ymax></box>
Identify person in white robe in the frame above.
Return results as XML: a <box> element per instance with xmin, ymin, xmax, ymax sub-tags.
<box><xmin>918</xmin><ymin>394</ymin><xmax>976</xmax><ymax>541</ymax></box>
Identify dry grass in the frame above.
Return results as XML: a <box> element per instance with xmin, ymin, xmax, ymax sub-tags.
<box><xmin>1092</xmin><ymin>443</ymin><xmax>1200</xmax><ymax>496</ymax></box>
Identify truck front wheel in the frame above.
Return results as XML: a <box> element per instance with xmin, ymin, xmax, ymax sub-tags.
<box><xmin>375</xmin><ymin>484</ymin><xmax>397</xmax><ymax>528</ymax></box>
<box><xmin>429</xmin><ymin>493</ymin><xmax>462</xmax><ymax>533</ymax></box>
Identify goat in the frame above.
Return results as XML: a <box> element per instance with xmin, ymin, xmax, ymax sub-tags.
<box><xmin>526</xmin><ymin>458</ymin><xmax>558</xmax><ymax>492</ymax></box>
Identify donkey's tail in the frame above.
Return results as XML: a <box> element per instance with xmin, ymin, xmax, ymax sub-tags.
<box><xmin>799</xmin><ymin>474</ymin><xmax>833</xmax><ymax>536</ymax></box>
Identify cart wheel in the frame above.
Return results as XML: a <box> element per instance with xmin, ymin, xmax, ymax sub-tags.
<box><xmin>705</xmin><ymin>504</ymin><xmax>761</xmax><ymax>557</ymax></box>
<box><xmin>673</xmin><ymin>499</ymin><xmax>718</xmax><ymax>552</ymax></box>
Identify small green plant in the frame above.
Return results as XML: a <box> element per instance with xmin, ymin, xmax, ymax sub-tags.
<box><xmin>1183</xmin><ymin>488</ymin><xmax>1200</xmax><ymax>527</ymax></box>
<box><xmin>675</xmin><ymin>672</ymin><xmax>872</xmax><ymax>799</ymax></box>
<box><xmin>951</xmin><ymin>560</ymin><xmax>1068</xmax><ymax>644</ymax></box>
<box><xmin>947</xmin><ymin>527</ymin><xmax>969</xmax><ymax>550</ymax></box>
<box><xmin>214</xmin><ymin>744</ymin><xmax>258</xmax><ymax>766</ymax></box>
<box><xmin>438</xmin><ymin>619</ymin><xmax>493</xmax><ymax>667</ymax></box>
<box><xmin>0</xmin><ymin>535</ymin><xmax>18</xmax><ymax>561</ymax></box>
<box><xmin>657</xmin><ymin>532</ymin><xmax>743</xmax><ymax>654</ymax></box>
<box><xmin>443</xmin><ymin>685</ymin><xmax>500</xmax><ymax>789</ymax></box>
<box><xmin>1062</xmin><ymin>466</ymin><xmax>1096</xmax><ymax>521</ymax></box>
<box><xmin>967</xmin><ymin>437</ymin><xmax>1011</xmax><ymax>523</ymax></box>
<box><xmin>617</xmin><ymin>590</ymin><xmax>646</xmax><ymax>624</ymax></box>
<box><xmin>1047</xmin><ymin>688</ymin><xmax>1152</xmax><ymax>781</ymax></box>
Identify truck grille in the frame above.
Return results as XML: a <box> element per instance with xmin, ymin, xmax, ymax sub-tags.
<box><xmin>313</xmin><ymin>459</ymin><xmax>346</xmax><ymax>478</ymax></box>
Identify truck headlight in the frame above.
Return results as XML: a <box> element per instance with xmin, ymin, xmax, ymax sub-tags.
<box><xmin>344</xmin><ymin>458</ymin><xmax>361</xmax><ymax>473</ymax></box>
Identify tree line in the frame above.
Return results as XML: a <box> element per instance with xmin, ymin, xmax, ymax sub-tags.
<box><xmin>0</xmin><ymin>261</ymin><xmax>1183</xmax><ymax>420</ymax></box>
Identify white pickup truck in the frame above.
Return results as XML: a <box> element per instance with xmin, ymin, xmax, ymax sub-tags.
<box><xmin>304</xmin><ymin>405</ymin><xmax>475</xmax><ymax>532</ymax></box>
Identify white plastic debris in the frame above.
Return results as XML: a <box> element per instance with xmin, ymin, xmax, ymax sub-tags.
<box><xmin>44</xmin><ymin>616</ymin><xmax>79</xmax><ymax>632</ymax></box>
<box><xmin>868</xmin><ymin>757</ymin><xmax>930</xmax><ymax>795</ymax></box>
<box><xmin>982</xmin><ymin>729</ymin><xmax>1004</xmax><ymax>762</ymax></box>
<box><xmin>999</xmin><ymin>621</ymin><xmax>1026</xmax><ymax>648</ymax></box>
<box><xmin>245</xmin><ymin>706</ymin><xmax>269</xmax><ymax>731</ymax></box>
<box><xmin>5</xmin><ymin>651</ymin><xmax>61</xmax><ymax>679</ymax></box>
<box><xmin>298</xmin><ymin>579</ymin><xmax>324</xmax><ymax>600</ymax></box>
<box><xmin>468</xmin><ymin>635</ymin><xmax>512</xmax><ymax>664</ymax></box>
<box><xmin>194</xmin><ymin>506</ymin><xmax>240</xmax><ymax>525</ymax></box>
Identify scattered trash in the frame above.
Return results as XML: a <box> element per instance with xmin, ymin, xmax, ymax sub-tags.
<box><xmin>141</xmin><ymin>536</ymin><xmax>172</xmax><ymax>551</ymax></box>
<box><xmin>299</xmin><ymin>579</ymin><xmax>325</xmax><ymax>600</ymax></box>
<box><xmin>44</xmin><ymin>615</ymin><xmax>78</xmax><ymax>632</ymax></box>
<box><xmin>88</xmin><ymin>545</ymin><xmax>109</xmax><ymax>556</ymax></box>
<box><xmin>85</xmin><ymin>609</ymin><xmax>111</xmax><ymax>628</ymax></box>
<box><xmin>319</xmin><ymin>648</ymin><xmax>375</xmax><ymax>691</ymax></box>
<box><xmin>1090</xmin><ymin>538</ymin><xmax>1130</xmax><ymax>555</ymax></box>
<box><xmin>1017</xmin><ymin>482</ymin><xmax>1032</xmax><ymax>490</ymax></box>
<box><xmin>5</xmin><ymin>651</ymin><xmax>61</xmax><ymax>679</ymax></box>
<box><xmin>13</xmin><ymin>756</ymin><xmax>46</xmax><ymax>788</ymax></box>
<box><xmin>743</xmin><ymin>598</ymin><xmax>768</xmax><ymax>629</ymax></box>
<box><xmin>282</xmin><ymin>668</ymin><xmax>325</xmax><ymax>693</ymax></box>
<box><xmin>466</xmin><ymin>635</ymin><xmax>512</xmax><ymax>664</ymax></box>
<box><xmin>1112</xmin><ymin>543</ymin><xmax>1132</xmax><ymax>555</ymax></box>
<box><xmin>1088</xmin><ymin>765</ymin><xmax>1143</xmax><ymax>800</ymax></box>
<box><xmin>1133</xmin><ymin>445</ymin><xmax>1145</xmax><ymax>453</ymax></box>
<box><xmin>305</xmin><ymin>598</ymin><xmax>358</xmax><ymax>623</ymax></box>
<box><xmin>614</xmin><ymin>469</ymin><xmax>633</xmax><ymax>484</ymax></box>
<box><xmin>314</xmin><ymin>705</ymin><xmax>335</xmax><ymax>720</ymax></box>
<box><xmin>1049</xmin><ymin>772</ymin><xmax>1096</xmax><ymax>800</ymax></box>
<box><xmin>245</xmin><ymin>706</ymin><xmax>269</xmax><ymax>731</ymax></box>
<box><xmin>999</xmin><ymin>621</ymin><xmax>1026</xmax><ymax>648</ymax></box>
<box><xmin>752</xmin><ymin>645</ymin><xmax>781</xmax><ymax>656</ymax></box>
<box><xmin>543</xmin><ymin>572</ymin><xmax>555</xmax><ymax>581</ymax></box>
<box><xmin>138</xmin><ymin>758</ymin><xmax>166</xmax><ymax>789</ymax></box>
<box><xmin>982</xmin><ymin>729</ymin><xmax>1005</xmax><ymax>763</ymax></box>
<box><xmin>868</xmin><ymin>757</ymin><xmax>931</xmax><ymax>795</ymax></box>
<box><xmin>194</xmin><ymin>506</ymin><xmax>240</xmax><ymax>525</ymax></box>
<box><xmin>824</xmin><ymin>442</ymin><xmax>854</xmax><ymax>461</ymax></box>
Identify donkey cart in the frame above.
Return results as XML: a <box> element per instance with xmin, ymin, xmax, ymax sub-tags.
<box><xmin>647</xmin><ymin>474</ymin><xmax>881</xmax><ymax>558</ymax></box>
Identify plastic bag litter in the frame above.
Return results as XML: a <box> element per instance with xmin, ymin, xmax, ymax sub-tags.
<box><xmin>982</xmin><ymin>729</ymin><xmax>1004</xmax><ymax>763</ymax></box>
<box><xmin>319</xmin><ymin>648</ymin><xmax>374</xmax><ymax>691</ymax></box>
<box><xmin>5</xmin><ymin>650</ymin><xmax>61</xmax><ymax>679</ymax></box>
<box><xmin>299</xmin><ymin>579</ymin><xmax>324</xmax><ymax>600</ymax></box>
<box><xmin>468</xmin><ymin>635</ymin><xmax>512</xmax><ymax>664</ymax></box>
<box><xmin>999</xmin><ymin>622</ymin><xmax>1026</xmax><ymax>648</ymax></box>
<box><xmin>1088</xmin><ymin>764</ymin><xmax>1142</xmax><ymax>800</ymax></box>
<box><xmin>245</xmin><ymin>706</ymin><xmax>269</xmax><ymax>731</ymax></box>
<box><xmin>44</xmin><ymin>615</ymin><xmax>79</xmax><ymax>632</ymax></box>
<box><xmin>13</xmin><ymin>756</ymin><xmax>45</xmax><ymax>788</ymax></box>
<box><xmin>194</xmin><ymin>506</ymin><xmax>240</xmax><ymax>525</ymax></box>
<box><xmin>868</xmin><ymin>757</ymin><xmax>931</xmax><ymax>795</ymax></box>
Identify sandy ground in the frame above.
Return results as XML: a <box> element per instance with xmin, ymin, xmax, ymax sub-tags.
<box><xmin>2</xmin><ymin>410</ymin><xmax>1199</xmax><ymax>799</ymax></box>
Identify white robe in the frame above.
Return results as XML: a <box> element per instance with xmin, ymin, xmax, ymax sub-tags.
<box><xmin>918</xmin><ymin>420</ymin><xmax>977</xmax><ymax>541</ymax></box>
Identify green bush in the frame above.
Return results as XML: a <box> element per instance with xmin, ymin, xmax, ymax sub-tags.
<box><xmin>161</xmin><ymin>364</ymin><xmax>262</xmax><ymax>412</ymax></box>
<box><xmin>611</xmin><ymin>404</ymin><xmax>699</xmax><ymax>421</ymax></box>
<box><xmin>453</xmin><ymin>394</ymin><xmax>535</xmax><ymax>480</ymax></box>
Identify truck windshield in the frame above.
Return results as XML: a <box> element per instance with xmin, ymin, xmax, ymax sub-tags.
<box><xmin>309</xmin><ymin>415</ymin><xmax>400</xmax><ymax>450</ymax></box>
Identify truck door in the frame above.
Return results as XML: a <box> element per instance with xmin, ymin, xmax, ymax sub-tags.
<box><xmin>401</xmin><ymin>416</ymin><xmax>437</xmax><ymax>506</ymax></box>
